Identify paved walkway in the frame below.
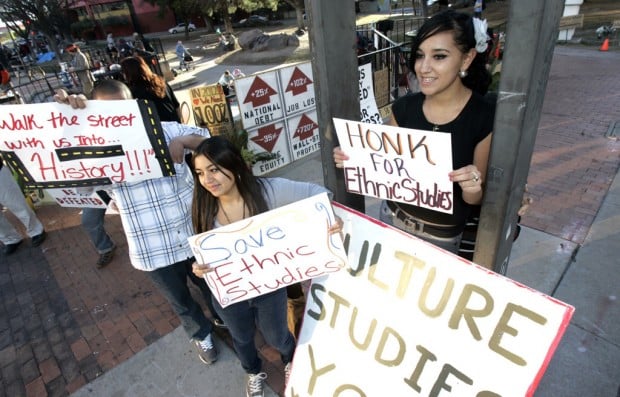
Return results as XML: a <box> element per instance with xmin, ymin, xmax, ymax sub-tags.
<box><xmin>1</xmin><ymin>44</ymin><xmax>619</xmax><ymax>397</ymax></box>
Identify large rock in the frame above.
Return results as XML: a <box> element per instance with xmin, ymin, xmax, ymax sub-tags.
<box><xmin>237</xmin><ymin>30</ymin><xmax>300</xmax><ymax>52</ymax></box>
<box><xmin>237</xmin><ymin>29</ymin><xmax>267</xmax><ymax>50</ymax></box>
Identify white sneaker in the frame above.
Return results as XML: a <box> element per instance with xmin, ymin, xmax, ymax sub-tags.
<box><xmin>246</xmin><ymin>372</ymin><xmax>267</xmax><ymax>397</ymax></box>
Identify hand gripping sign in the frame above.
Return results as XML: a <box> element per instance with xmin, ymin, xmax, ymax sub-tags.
<box><xmin>188</xmin><ymin>193</ymin><xmax>347</xmax><ymax>307</ymax></box>
<box><xmin>0</xmin><ymin>99</ymin><xmax>174</xmax><ymax>189</ymax></box>
<box><xmin>286</xmin><ymin>203</ymin><xmax>574</xmax><ymax>397</ymax></box>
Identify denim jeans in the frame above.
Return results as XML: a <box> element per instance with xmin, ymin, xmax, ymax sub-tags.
<box><xmin>147</xmin><ymin>258</ymin><xmax>216</xmax><ymax>341</ymax></box>
<box><xmin>213</xmin><ymin>288</ymin><xmax>295</xmax><ymax>374</ymax></box>
<box><xmin>81</xmin><ymin>207</ymin><xmax>115</xmax><ymax>254</ymax></box>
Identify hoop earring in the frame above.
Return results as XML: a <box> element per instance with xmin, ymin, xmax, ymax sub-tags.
<box><xmin>458</xmin><ymin>70</ymin><xmax>468</xmax><ymax>78</ymax></box>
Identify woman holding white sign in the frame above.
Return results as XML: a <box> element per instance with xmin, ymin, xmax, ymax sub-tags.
<box><xmin>335</xmin><ymin>10</ymin><xmax>494</xmax><ymax>254</ymax></box>
<box><xmin>191</xmin><ymin>136</ymin><xmax>342</xmax><ymax>397</ymax></box>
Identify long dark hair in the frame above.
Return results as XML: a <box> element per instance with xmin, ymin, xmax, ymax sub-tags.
<box><xmin>190</xmin><ymin>136</ymin><xmax>269</xmax><ymax>233</ymax></box>
<box><xmin>410</xmin><ymin>10</ymin><xmax>491</xmax><ymax>95</ymax></box>
<box><xmin>120</xmin><ymin>56</ymin><xmax>166</xmax><ymax>98</ymax></box>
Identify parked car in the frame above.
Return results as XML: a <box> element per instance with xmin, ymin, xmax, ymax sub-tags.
<box><xmin>168</xmin><ymin>23</ymin><xmax>196</xmax><ymax>34</ymax></box>
<box><xmin>232</xmin><ymin>15</ymin><xmax>270</xmax><ymax>28</ymax></box>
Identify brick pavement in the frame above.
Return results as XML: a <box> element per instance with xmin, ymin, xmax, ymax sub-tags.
<box><xmin>522</xmin><ymin>48</ymin><xmax>620</xmax><ymax>244</ymax></box>
<box><xmin>1</xmin><ymin>46</ymin><xmax>620</xmax><ymax>397</ymax></box>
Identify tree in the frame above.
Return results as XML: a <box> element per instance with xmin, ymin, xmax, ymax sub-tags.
<box><xmin>281</xmin><ymin>0</ymin><xmax>305</xmax><ymax>33</ymax></box>
<box><xmin>0</xmin><ymin>0</ymin><xmax>74</xmax><ymax>62</ymax></box>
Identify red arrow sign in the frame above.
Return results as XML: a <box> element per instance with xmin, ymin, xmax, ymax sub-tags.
<box><xmin>250</xmin><ymin>124</ymin><xmax>283</xmax><ymax>152</ymax></box>
<box><xmin>293</xmin><ymin>114</ymin><xmax>318</xmax><ymax>141</ymax></box>
<box><xmin>243</xmin><ymin>76</ymin><xmax>278</xmax><ymax>107</ymax></box>
<box><xmin>285</xmin><ymin>67</ymin><xmax>313</xmax><ymax>96</ymax></box>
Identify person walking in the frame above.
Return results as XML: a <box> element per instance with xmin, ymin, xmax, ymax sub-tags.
<box><xmin>190</xmin><ymin>136</ymin><xmax>342</xmax><ymax>397</ymax></box>
<box><xmin>0</xmin><ymin>159</ymin><xmax>46</xmax><ymax>255</ymax></box>
<box><xmin>54</xmin><ymin>81</ymin><xmax>222</xmax><ymax>363</ymax></box>
<box><xmin>66</xmin><ymin>44</ymin><xmax>94</xmax><ymax>97</ymax></box>
<box><xmin>334</xmin><ymin>10</ymin><xmax>494</xmax><ymax>254</ymax></box>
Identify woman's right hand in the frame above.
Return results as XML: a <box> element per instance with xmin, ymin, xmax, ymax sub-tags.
<box><xmin>333</xmin><ymin>146</ymin><xmax>349</xmax><ymax>169</ymax></box>
<box><xmin>54</xmin><ymin>89</ymin><xmax>87</xmax><ymax>109</ymax></box>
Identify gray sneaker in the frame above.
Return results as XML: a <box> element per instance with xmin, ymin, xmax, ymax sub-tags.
<box><xmin>193</xmin><ymin>334</ymin><xmax>218</xmax><ymax>364</ymax></box>
<box><xmin>246</xmin><ymin>372</ymin><xmax>267</xmax><ymax>397</ymax></box>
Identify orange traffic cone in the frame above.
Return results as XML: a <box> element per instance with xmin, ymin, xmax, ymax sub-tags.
<box><xmin>600</xmin><ymin>38</ymin><xmax>609</xmax><ymax>52</ymax></box>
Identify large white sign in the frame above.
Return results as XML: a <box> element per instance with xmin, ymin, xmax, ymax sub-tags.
<box><xmin>358</xmin><ymin>63</ymin><xmax>382</xmax><ymax>124</ymax></box>
<box><xmin>334</xmin><ymin>117</ymin><xmax>454</xmax><ymax>213</ymax></box>
<box><xmin>287</xmin><ymin>203</ymin><xmax>574</xmax><ymax>397</ymax></box>
<box><xmin>188</xmin><ymin>193</ymin><xmax>346</xmax><ymax>307</ymax></box>
<box><xmin>0</xmin><ymin>100</ymin><xmax>174</xmax><ymax>189</ymax></box>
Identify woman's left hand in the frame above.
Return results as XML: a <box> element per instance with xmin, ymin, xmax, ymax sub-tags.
<box><xmin>192</xmin><ymin>262</ymin><xmax>213</xmax><ymax>278</ymax></box>
<box><xmin>449</xmin><ymin>165</ymin><xmax>483</xmax><ymax>193</ymax></box>
<box><xmin>328</xmin><ymin>216</ymin><xmax>344</xmax><ymax>237</ymax></box>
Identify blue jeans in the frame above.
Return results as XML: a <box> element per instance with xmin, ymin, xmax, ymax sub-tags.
<box><xmin>147</xmin><ymin>258</ymin><xmax>216</xmax><ymax>341</ymax></box>
<box><xmin>213</xmin><ymin>288</ymin><xmax>295</xmax><ymax>374</ymax></box>
<box><xmin>81</xmin><ymin>192</ymin><xmax>114</xmax><ymax>254</ymax></box>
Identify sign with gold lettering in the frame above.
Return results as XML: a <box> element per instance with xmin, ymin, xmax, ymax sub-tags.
<box><xmin>334</xmin><ymin>117</ymin><xmax>454</xmax><ymax>213</ymax></box>
<box><xmin>187</xmin><ymin>193</ymin><xmax>346</xmax><ymax>307</ymax></box>
<box><xmin>286</xmin><ymin>203</ymin><xmax>574</xmax><ymax>397</ymax></box>
<box><xmin>0</xmin><ymin>100</ymin><xmax>174</xmax><ymax>189</ymax></box>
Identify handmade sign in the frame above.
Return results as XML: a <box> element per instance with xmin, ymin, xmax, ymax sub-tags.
<box><xmin>334</xmin><ymin>117</ymin><xmax>454</xmax><ymax>213</ymax></box>
<box><xmin>286</xmin><ymin>203</ymin><xmax>574</xmax><ymax>397</ymax></box>
<box><xmin>358</xmin><ymin>63</ymin><xmax>382</xmax><ymax>124</ymax></box>
<box><xmin>45</xmin><ymin>188</ymin><xmax>108</xmax><ymax>208</ymax></box>
<box><xmin>0</xmin><ymin>99</ymin><xmax>173</xmax><ymax>189</ymax></box>
<box><xmin>188</xmin><ymin>193</ymin><xmax>346</xmax><ymax>307</ymax></box>
<box><xmin>189</xmin><ymin>84</ymin><xmax>234</xmax><ymax>136</ymax></box>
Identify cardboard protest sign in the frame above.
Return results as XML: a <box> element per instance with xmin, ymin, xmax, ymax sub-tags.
<box><xmin>189</xmin><ymin>84</ymin><xmax>234</xmax><ymax>136</ymax></box>
<box><xmin>334</xmin><ymin>117</ymin><xmax>454</xmax><ymax>213</ymax></box>
<box><xmin>286</xmin><ymin>203</ymin><xmax>574</xmax><ymax>397</ymax></box>
<box><xmin>45</xmin><ymin>188</ymin><xmax>108</xmax><ymax>208</ymax></box>
<box><xmin>358</xmin><ymin>63</ymin><xmax>382</xmax><ymax>124</ymax></box>
<box><xmin>235</xmin><ymin>62</ymin><xmax>320</xmax><ymax>175</ymax></box>
<box><xmin>0</xmin><ymin>100</ymin><xmax>173</xmax><ymax>189</ymax></box>
<box><xmin>287</xmin><ymin>110</ymin><xmax>320</xmax><ymax>161</ymax></box>
<box><xmin>236</xmin><ymin>71</ymin><xmax>284</xmax><ymax>130</ymax></box>
<box><xmin>188</xmin><ymin>193</ymin><xmax>346</xmax><ymax>308</ymax></box>
<box><xmin>175</xmin><ymin>89</ymin><xmax>196</xmax><ymax>126</ymax></box>
<box><xmin>280</xmin><ymin>62</ymin><xmax>315</xmax><ymax>116</ymax></box>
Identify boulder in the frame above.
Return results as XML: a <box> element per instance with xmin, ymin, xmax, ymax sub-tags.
<box><xmin>237</xmin><ymin>30</ymin><xmax>301</xmax><ymax>52</ymax></box>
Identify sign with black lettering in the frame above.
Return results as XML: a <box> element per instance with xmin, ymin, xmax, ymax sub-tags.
<box><xmin>0</xmin><ymin>100</ymin><xmax>173</xmax><ymax>189</ymax></box>
<box><xmin>45</xmin><ymin>188</ymin><xmax>108</xmax><ymax>208</ymax></box>
<box><xmin>287</xmin><ymin>110</ymin><xmax>320</xmax><ymax>161</ymax></box>
<box><xmin>189</xmin><ymin>84</ymin><xmax>233</xmax><ymax>136</ymax></box>
<box><xmin>187</xmin><ymin>193</ymin><xmax>346</xmax><ymax>307</ymax></box>
<box><xmin>358</xmin><ymin>63</ymin><xmax>382</xmax><ymax>124</ymax></box>
<box><xmin>334</xmin><ymin>117</ymin><xmax>454</xmax><ymax>213</ymax></box>
<box><xmin>287</xmin><ymin>203</ymin><xmax>574</xmax><ymax>397</ymax></box>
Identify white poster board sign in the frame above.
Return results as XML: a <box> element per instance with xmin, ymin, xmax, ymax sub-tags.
<box><xmin>286</xmin><ymin>203</ymin><xmax>574</xmax><ymax>397</ymax></box>
<box><xmin>358</xmin><ymin>63</ymin><xmax>382</xmax><ymax>124</ymax></box>
<box><xmin>0</xmin><ymin>100</ymin><xmax>174</xmax><ymax>189</ymax></box>
<box><xmin>188</xmin><ymin>193</ymin><xmax>346</xmax><ymax>307</ymax></box>
<box><xmin>334</xmin><ymin>117</ymin><xmax>454</xmax><ymax>213</ymax></box>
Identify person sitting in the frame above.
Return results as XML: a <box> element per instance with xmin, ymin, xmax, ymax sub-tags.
<box><xmin>218</xmin><ymin>70</ymin><xmax>235</xmax><ymax>96</ymax></box>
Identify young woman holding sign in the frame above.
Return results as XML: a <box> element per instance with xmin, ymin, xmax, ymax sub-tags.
<box><xmin>190</xmin><ymin>136</ymin><xmax>342</xmax><ymax>397</ymax></box>
<box><xmin>334</xmin><ymin>10</ymin><xmax>494</xmax><ymax>254</ymax></box>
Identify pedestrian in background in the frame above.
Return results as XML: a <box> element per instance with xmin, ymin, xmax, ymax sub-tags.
<box><xmin>0</xmin><ymin>159</ymin><xmax>46</xmax><ymax>255</ymax></box>
<box><xmin>120</xmin><ymin>56</ymin><xmax>181</xmax><ymax>122</ymax></box>
<box><xmin>66</xmin><ymin>44</ymin><xmax>94</xmax><ymax>97</ymax></box>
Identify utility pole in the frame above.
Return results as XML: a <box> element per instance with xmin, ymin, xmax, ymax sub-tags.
<box><xmin>474</xmin><ymin>0</ymin><xmax>565</xmax><ymax>273</ymax></box>
<box><xmin>306</xmin><ymin>0</ymin><xmax>365</xmax><ymax>212</ymax></box>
